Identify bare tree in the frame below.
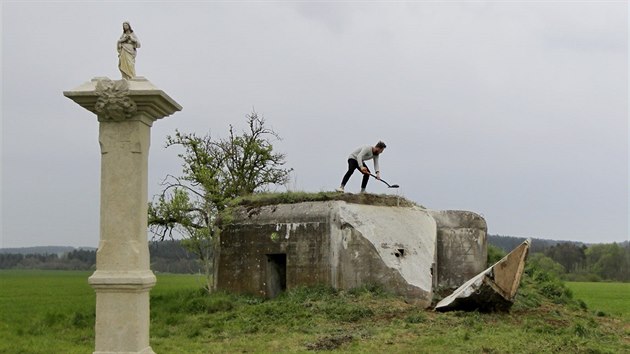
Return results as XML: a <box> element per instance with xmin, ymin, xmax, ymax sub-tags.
<box><xmin>148</xmin><ymin>111</ymin><xmax>292</xmax><ymax>291</ymax></box>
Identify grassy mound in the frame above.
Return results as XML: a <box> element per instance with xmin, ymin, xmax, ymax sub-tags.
<box><xmin>147</xmin><ymin>265</ymin><xmax>629</xmax><ymax>353</ymax></box>
<box><xmin>2</xmin><ymin>270</ymin><xmax>627</xmax><ymax>353</ymax></box>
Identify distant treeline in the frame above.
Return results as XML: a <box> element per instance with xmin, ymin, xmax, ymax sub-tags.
<box><xmin>489</xmin><ymin>235</ymin><xmax>630</xmax><ymax>282</ymax></box>
<box><xmin>2</xmin><ymin>236</ymin><xmax>628</xmax><ymax>281</ymax></box>
<box><xmin>0</xmin><ymin>249</ymin><xmax>96</xmax><ymax>271</ymax></box>
<box><xmin>0</xmin><ymin>246</ymin><xmax>76</xmax><ymax>255</ymax></box>
<box><xmin>0</xmin><ymin>240</ymin><xmax>203</xmax><ymax>274</ymax></box>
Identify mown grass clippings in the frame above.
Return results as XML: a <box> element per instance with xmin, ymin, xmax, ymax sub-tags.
<box><xmin>229</xmin><ymin>191</ymin><xmax>421</xmax><ymax>209</ymax></box>
<box><xmin>404</xmin><ymin>311</ymin><xmax>427</xmax><ymax>324</ymax></box>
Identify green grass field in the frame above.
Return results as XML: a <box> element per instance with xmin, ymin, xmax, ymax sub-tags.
<box><xmin>1</xmin><ymin>270</ymin><xmax>628</xmax><ymax>353</ymax></box>
<box><xmin>0</xmin><ymin>270</ymin><xmax>204</xmax><ymax>353</ymax></box>
<box><xmin>566</xmin><ymin>282</ymin><xmax>630</xmax><ymax>321</ymax></box>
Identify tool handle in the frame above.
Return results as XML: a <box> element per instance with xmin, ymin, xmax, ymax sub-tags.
<box><xmin>369</xmin><ymin>173</ymin><xmax>391</xmax><ymax>187</ymax></box>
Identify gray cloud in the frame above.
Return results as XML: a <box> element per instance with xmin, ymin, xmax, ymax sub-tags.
<box><xmin>1</xmin><ymin>1</ymin><xmax>627</xmax><ymax>248</ymax></box>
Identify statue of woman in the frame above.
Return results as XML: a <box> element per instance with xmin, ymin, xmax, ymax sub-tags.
<box><xmin>117</xmin><ymin>22</ymin><xmax>140</xmax><ymax>80</ymax></box>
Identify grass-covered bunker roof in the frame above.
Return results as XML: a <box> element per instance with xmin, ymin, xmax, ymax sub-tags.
<box><xmin>229</xmin><ymin>191</ymin><xmax>421</xmax><ymax>209</ymax></box>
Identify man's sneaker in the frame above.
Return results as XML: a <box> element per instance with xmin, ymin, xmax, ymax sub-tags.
<box><xmin>336</xmin><ymin>186</ymin><xmax>344</xmax><ymax>193</ymax></box>
<box><xmin>360</xmin><ymin>188</ymin><xmax>366</xmax><ymax>193</ymax></box>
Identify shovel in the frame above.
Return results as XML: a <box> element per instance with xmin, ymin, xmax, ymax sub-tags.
<box><xmin>368</xmin><ymin>173</ymin><xmax>399</xmax><ymax>188</ymax></box>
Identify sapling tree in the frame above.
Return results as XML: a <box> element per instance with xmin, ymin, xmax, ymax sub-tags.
<box><xmin>148</xmin><ymin>111</ymin><xmax>292</xmax><ymax>291</ymax></box>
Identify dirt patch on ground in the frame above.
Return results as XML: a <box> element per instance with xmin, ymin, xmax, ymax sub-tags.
<box><xmin>305</xmin><ymin>334</ymin><xmax>354</xmax><ymax>351</ymax></box>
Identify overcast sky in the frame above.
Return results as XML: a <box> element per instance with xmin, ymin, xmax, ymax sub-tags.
<box><xmin>1</xmin><ymin>1</ymin><xmax>628</xmax><ymax>248</ymax></box>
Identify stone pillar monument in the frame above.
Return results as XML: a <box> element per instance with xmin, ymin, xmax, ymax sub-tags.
<box><xmin>64</xmin><ymin>77</ymin><xmax>181</xmax><ymax>353</ymax></box>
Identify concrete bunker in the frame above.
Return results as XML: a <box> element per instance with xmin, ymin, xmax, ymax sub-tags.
<box><xmin>216</xmin><ymin>196</ymin><xmax>489</xmax><ymax>308</ymax></box>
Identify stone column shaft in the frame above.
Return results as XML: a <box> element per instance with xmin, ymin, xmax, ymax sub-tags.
<box><xmin>96</xmin><ymin>118</ymin><xmax>151</xmax><ymax>272</ymax></box>
<box><xmin>90</xmin><ymin>117</ymin><xmax>155</xmax><ymax>353</ymax></box>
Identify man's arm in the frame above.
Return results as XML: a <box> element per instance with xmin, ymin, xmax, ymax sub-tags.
<box><xmin>357</xmin><ymin>146</ymin><xmax>371</xmax><ymax>174</ymax></box>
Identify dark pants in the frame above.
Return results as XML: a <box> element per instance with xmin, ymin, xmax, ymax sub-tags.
<box><xmin>341</xmin><ymin>158</ymin><xmax>370</xmax><ymax>189</ymax></box>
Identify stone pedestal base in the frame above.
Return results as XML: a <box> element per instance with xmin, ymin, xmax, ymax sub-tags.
<box><xmin>89</xmin><ymin>271</ymin><xmax>156</xmax><ymax>354</ymax></box>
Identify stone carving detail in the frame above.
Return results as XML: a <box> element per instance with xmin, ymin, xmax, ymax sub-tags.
<box><xmin>95</xmin><ymin>79</ymin><xmax>137</xmax><ymax>121</ymax></box>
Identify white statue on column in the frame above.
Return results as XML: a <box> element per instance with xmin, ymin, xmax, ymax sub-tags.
<box><xmin>65</xmin><ymin>25</ymin><xmax>182</xmax><ymax>352</ymax></box>
<box><xmin>117</xmin><ymin>22</ymin><xmax>140</xmax><ymax>80</ymax></box>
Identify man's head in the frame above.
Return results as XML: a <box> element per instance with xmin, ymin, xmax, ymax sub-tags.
<box><xmin>373</xmin><ymin>141</ymin><xmax>387</xmax><ymax>155</ymax></box>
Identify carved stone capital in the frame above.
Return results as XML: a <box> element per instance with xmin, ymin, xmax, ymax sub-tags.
<box><xmin>94</xmin><ymin>79</ymin><xmax>138</xmax><ymax>121</ymax></box>
<box><xmin>64</xmin><ymin>76</ymin><xmax>182</xmax><ymax>123</ymax></box>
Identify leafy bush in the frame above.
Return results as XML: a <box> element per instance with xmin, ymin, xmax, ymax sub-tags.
<box><xmin>528</xmin><ymin>253</ymin><xmax>565</xmax><ymax>278</ymax></box>
<box><xmin>519</xmin><ymin>256</ymin><xmax>575</xmax><ymax>306</ymax></box>
<box><xmin>487</xmin><ymin>245</ymin><xmax>505</xmax><ymax>266</ymax></box>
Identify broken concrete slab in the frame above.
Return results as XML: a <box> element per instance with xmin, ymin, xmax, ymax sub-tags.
<box><xmin>434</xmin><ymin>239</ymin><xmax>531</xmax><ymax>312</ymax></box>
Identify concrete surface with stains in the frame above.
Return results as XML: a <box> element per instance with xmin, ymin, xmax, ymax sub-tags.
<box><xmin>216</xmin><ymin>200</ymin><xmax>487</xmax><ymax>308</ymax></box>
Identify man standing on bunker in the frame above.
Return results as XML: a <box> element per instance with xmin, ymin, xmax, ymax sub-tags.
<box><xmin>336</xmin><ymin>141</ymin><xmax>386</xmax><ymax>193</ymax></box>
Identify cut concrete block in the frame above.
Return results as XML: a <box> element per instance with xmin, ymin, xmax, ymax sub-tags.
<box><xmin>428</xmin><ymin>210</ymin><xmax>487</xmax><ymax>290</ymax></box>
<box><xmin>435</xmin><ymin>239</ymin><xmax>531</xmax><ymax>312</ymax></box>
